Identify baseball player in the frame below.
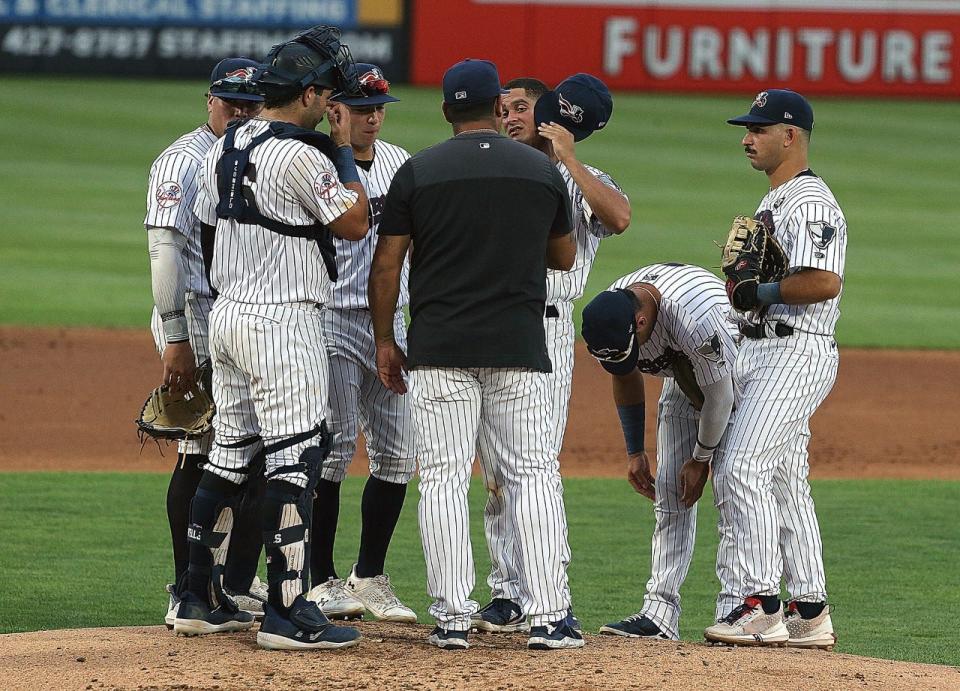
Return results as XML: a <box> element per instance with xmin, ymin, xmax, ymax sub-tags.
<box><xmin>304</xmin><ymin>63</ymin><xmax>417</xmax><ymax>623</ymax></box>
<box><xmin>370</xmin><ymin>59</ymin><xmax>579</xmax><ymax>651</ymax></box>
<box><xmin>579</xmin><ymin>264</ymin><xmax>738</xmax><ymax>641</ymax></box>
<box><xmin>704</xmin><ymin>89</ymin><xmax>845</xmax><ymax>649</ymax></box>
<box><xmin>143</xmin><ymin>58</ymin><xmax>268</xmax><ymax>627</ymax></box>
<box><xmin>172</xmin><ymin>26</ymin><xmax>371</xmax><ymax>651</ymax></box>
<box><xmin>472</xmin><ymin>74</ymin><xmax>630</xmax><ymax>633</ymax></box>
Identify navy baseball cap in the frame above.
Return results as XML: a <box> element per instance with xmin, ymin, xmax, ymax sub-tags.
<box><xmin>727</xmin><ymin>89</ymin><xmax>813</xmax><ymax>131</ymax></box>
<box><xmin>442</xmin><ymin>59</ymin><xmax>508</xmax><ymax>105</ymax></box>
<box><xmin>209</xmin><ymin>58</ymin><xmax>263</xmax><ymax>102</ymax></box>
<box><xmin>581</xmin><ymin>289</ymin><xmax>640</xmax><ymax>376</ymax></box>
<box><xmin>534</xmin><ymin>73</ymin><xmax>613</xmax><ymax>142</ymax></box>
<box><xmin>331</xmin><ymin>63</ymin><xmax>400</xmax><ymax>106</ymax></box>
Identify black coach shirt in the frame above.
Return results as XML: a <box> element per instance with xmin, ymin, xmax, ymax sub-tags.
<box><xmin>379</xmin><ymin>131</ymin><xmax>572</xmax><ymax>371</ymax></box>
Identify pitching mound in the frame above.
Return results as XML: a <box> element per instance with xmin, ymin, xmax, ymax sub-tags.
<box><xmin>3</xmin><ymin>622</ymin><xmax>958</xmax><ymax>690</ymax></box>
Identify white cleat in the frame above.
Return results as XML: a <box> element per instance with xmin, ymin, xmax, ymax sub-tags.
<box><xmin>704</xmin><ymin>597</ymin><xmax>789</xmax><ymax>647</ymax></box>
<box><xmin>346</xmin><ymin>564</ymin><xmax>418</xmax><ymax>623</ymax></box>
<box><xmin>224</xmin><ymin>575</ymin><xmax>268</xmax><ymax>620</ymax></box>
<box><xmin>306</xmin><ymin>577</ymin><xmax>366</xmax><ymax>620</ymax></box>
<box><xmin>784</xmin><ymin>602</ymin><xmax>837</xmax><ymax>651</ymax></box>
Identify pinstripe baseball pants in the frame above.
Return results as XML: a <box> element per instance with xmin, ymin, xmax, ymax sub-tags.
<box><xmin>713</xmin><ymin>333</ymin><xmax>838</xmax><ymax>619</ymax></box>
<box><xmin>410</xmin><ymin>366</ymin><xmax>572</xmax><ymax>631</ymax></box>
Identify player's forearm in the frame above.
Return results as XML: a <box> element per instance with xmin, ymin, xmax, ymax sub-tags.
<box><xmin>693</xmin><ymin>374</ymin><xmax>734</xmax><ymax>461</ymax></box>
<box><xmin>613</xmin><ymin>370</ymin><xmax>646</xmax><ymax>454</ymax></box>
<box><xmin>758</xmin><ymin>268</ymin><xmax>841</xmax><ymax>307</ymax></box>
<box><xmin>147</xmin><ymin>227</ymin><xmax>189</xmax><ymax>343</ymax></box>
<box><xmin>368</xmin><ymin>260</ymin><xmax>402</xmax><ymax>345</ymax></box>
<box><xmin>329</xmin><ymin>182</ymin><xmax>370</xmax><ymax>241</ymax></box>
<box><xmin>563</xmin><ymin>157</ymin><xmax>630</xmax><ymax>234</ymax></box>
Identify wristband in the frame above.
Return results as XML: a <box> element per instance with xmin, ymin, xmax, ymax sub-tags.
<box><xmin>693</xmin><ymin>437</ymin><xmax>718</xmax><ymax>463</ymax></box>
<box><xmin>616</xmin><ymin>403</ymin><xmax>646</xmax><ymax>455</ymax></box>
<box><xmin>161</xmin><ymin>310</ymin><xmax>189</xmax><ymax>344</ymax></box>
<box><xmin>756</xmin><ymin>281</ymin><xmax>784</xmax><ymax>306</ymax></box>
<box><xmin>332</xmin><ymin>145</ymin><xmax>361</xmax><ymax>185</ymax></box>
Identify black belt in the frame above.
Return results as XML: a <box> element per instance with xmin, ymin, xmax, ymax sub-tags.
<box><xmin>739</xmin><ymin>322</ymin><xmax>794</xmax><ymax>339</ymax></box>
<box><xmin>545</xmin><ymin>305</ymin><xmax>559</xmax><ymax>319</ymax></box>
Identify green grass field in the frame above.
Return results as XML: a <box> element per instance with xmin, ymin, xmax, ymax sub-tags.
<box><xmin>1</xmin><ymin>473</ymin><xmax>957</xmax><ymax>666</ymax></box>
<box><xmin>0</xmin><ymin>77</ymin><xmax>958</xmax><ymax>346</ymax></box>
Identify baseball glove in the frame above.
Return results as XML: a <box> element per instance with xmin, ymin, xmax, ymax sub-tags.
<box><xmin>136</xmin><ymin>360</ymin><xmax>215</xmax><ymax>441</ymax></box>
<box><xmin>720</xmin><ymin>214</ymin><xmax>788</xmax><ymax>311</ymax></box>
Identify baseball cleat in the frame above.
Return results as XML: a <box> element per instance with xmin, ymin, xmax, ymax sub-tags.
<box><xmin>599</xmin><ymin>613</ymin><xmax>669</xmax><ymax>639</ymax></box>
<box><xmin>784</xmin><ymin>602</ymin><xmax>837</xmax><ymax>651</ymax></box>
<box><xmin>306</xmin><ymin>577</ymin><xmax>366</xmax><ymax>620</ymax></box>
<box><xmin>564</xmin><ymin>607</ymin><xmax>583</xmax><ymax>633</ymax></box>
<box><xmin>173</xmin><ymin>591</ymin><xmax>255</xmax><ymax>636</ymax></box>
<box><xmin>257</xmin><ymin>596</ymin><xmax>362</xmax><ymax>651</ymax></box>
<box><xmin>164</xmin><ymin>583</ymin><xmax>180</xmax><ymax>630</ymax></box>
<box><xmin>704</xmin><ymin>597</ymin><xmax>789</xmax><ymax>647</ymax></box>
<box><xmin>427</xmin><ymin>626</ymin><xmax>470</xmax><ymax>650</ymax></box>
<box><xmin>224</xmin><ymin>575</ymin><xmax>268</xmax><ymax>620</ymax></box>
<box><xmin>345</xmin><ymin>565</ymin><xmax>417</xmax><ymax>623</ymax></box>
<box><xmin>471</xmin><ymin>598</ymin><xmax>529</xmax><ymax>633</ymax></box>
<box><xmin>528</xmin><ymin>619</ymin><xmax>586</xmax><ymax>650</ymax></box>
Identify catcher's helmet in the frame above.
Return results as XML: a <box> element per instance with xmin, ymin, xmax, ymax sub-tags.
<box><xmin>256</xmin><ymin>25</ymin><xmax>360</xmax><ymax>100</ymax></box>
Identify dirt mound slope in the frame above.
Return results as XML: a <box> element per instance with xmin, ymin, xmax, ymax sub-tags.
<box><xmin>2</xmin><ymin>622</ymin><xmax>958</xmax><ymax>690</ymax></box>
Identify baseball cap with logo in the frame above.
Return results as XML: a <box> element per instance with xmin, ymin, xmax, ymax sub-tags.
<box><xmin>209</xmin><ymin>58</ymin><xmax>264</xmax><ymax>102</ymax></box>
<box><xmin>581</xmin><ymin>289</ymin><xmax>641</xmax><ymax>376</ymax></box>
<box><xmin>331</xmin><ymin>63</ymin><xmax>400</xmax><ymax>106</ymax></box>
<box><xmin>534</xmin><ymin>73</ymin><xmax>613</xmax><ymax>142</ymax></box>
<box><xmin>442</xmin><ymin>59</ymin><xmax>508</xmax><ymax>105</ymax></box>
<box><xmin>727</xmin><ymin>88</ymin><xmax>814</xmax><ymax>131</ymax></box>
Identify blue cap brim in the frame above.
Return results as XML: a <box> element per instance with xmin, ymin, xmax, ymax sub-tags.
<box><xmin>210</xmin><ymin>91</ymin><xmax>263</xmax><ymax>102</ymax></box>
<box><xmin>726</xmin><ymin>113</ymin><xmax>778</xmax><ymax>126</ymax></box>
<box><xmin>331</xmin><ymin>94</ymin><xmax>401</xmax><ymax>106</ymax></box>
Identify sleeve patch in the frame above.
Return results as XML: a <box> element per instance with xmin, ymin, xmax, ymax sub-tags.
<box><xmin>696</xmin><ymin>333</ymin><xmax>723</xmax><ymax>364</ymax></box>
<box><xmin>806</xmin><ymin>221</ymin><xmax>837</xmax><ymax>249</ymax></box>
<box><xmin>155</xmin><ymin>181</ymin><xmax>183</xmax><ymax>209</ymax></box>
<box><xmin>314</xmin><ymin>171</ymin><xmax>339</xmax><ymax>200</ymax></box>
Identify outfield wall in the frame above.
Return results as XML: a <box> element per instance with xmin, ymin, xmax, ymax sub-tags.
<box><xmin>410</xmin><ymin>0</ymin><xmax>960</xmax><ymax>97</ymax></box>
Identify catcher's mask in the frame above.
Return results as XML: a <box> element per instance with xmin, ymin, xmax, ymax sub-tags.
<box><xmin>255</xmin><ymin>25</ymin><xmax>360</xmax><ymax>101</ymax></box>
<box><xmin>582</xmin><ymin>289</ymin><xmax>641</xmax><ymax>376</ymax></box>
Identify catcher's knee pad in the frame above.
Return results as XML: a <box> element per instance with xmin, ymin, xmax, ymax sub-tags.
<box><xmin>263</xmin><ymin>422</ymin><xmax>331</xmax><ymax>488</ymax></box>
<box><xmin>187</xmin><ymin>473</ymin><xmax>243</xmax><ymax>605</ymax></box>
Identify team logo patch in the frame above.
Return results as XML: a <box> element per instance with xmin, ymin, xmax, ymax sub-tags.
<box><xmin>558</xmin><ymin>92</ymin><xmax>584</xmax><ymax>123</ymax></box>
<box><xmin>155</xmin><ymin>181</ymin><xmax>182</xmax><ymax>209</ymax></box>
<box><xmin>314</xmin><ymin>171</ymin><xmax>338</xmax><ymax>200</ymax></box>
<box><xmin>225</xmin><ymin>67</ymin><xmax>255</xmax><ymax>81</ymax></box>
<box><xmin>753</xmin><ymin>91</ymin><xmax>768</xmax><ymax>108</ymax></box>
<box><xmin>806</xmin><ymin>221</ymin><xmax>837</xmax><ymax>249</ymax></box>
<box><xmin>455</xmin><ymin>90</ymin><xmax>467</xmax><ymax>100</ymax></box>
<box><xmin>696</xmin><ymin>333</ymin><xmax>723</xmax><ymax>364</ymax></box>
<box><xmin>589</xmin><ymin>346</ymin><xmax>626</xmax><ymax>360</ymax></box>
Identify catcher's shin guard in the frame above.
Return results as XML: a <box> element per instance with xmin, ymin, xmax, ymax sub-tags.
<box><xmin>262</xmin><ymin>425</ymin><xmax>330</xmax><ymax>614</ymax></box>
<box><xmin>186</xmin><ymin>472</ymin><xmax>243</xmax><ymax>606</ymax></box>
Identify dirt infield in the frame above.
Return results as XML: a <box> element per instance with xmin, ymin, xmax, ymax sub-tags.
<box><xmin>3</xmin><ymin>622</ymin><xmax>959</xmax><ymax>691</ymax></box>
<box><xmin>2</xmin><ymin>326</ymin><xmax>959</xmax><ymax>688</ymax></box>
<box><xmin>1</xmin><ymin>326</ymin><xmax>958</xmax><ymax>479</ymax></box>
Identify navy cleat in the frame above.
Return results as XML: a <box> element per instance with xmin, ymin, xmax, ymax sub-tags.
<box><xmin>173</xmin><ymin>591</ymin><xmax>255</xmax><ymax>636</ymax></box>
<box><xmin>564</xmin><ymin>607</ymin><xmax>582</xmax><ymax>632</ymax></box>
<box><xmin>257</xmin><ymin>595</ymin><xmax>362</xmax><ymax>651</ymax></box>
<box><xmin>528</xmin><ymin>618</ymin><xmax>586</xmax><ymax>650</ymax></box>
<box><xmin>471</xmin><ymin>598</ymin><xmax>529</xmax><ymax>633</ymax></box>
<box><xmin>428</xmin><ymin>626</ymin><xmax>470</xmax><ymax>650</ymax></box>
<box><xmin>599</xmin><ymin>613</ymin><xmax>669</xmax><ymax>639</ymax></box>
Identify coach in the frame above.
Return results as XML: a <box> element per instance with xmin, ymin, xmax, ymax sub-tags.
<box><xmin>368</xmin><ymin>59</ymin><xmax>579</xmax><ymax>651</ymax></box>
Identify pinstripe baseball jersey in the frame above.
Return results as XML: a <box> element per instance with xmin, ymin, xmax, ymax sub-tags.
<box><xmin>747</xmin><ymin>172</ymin><xmax>847</xmax><ymax>335</ymax></box>
<box><xmin>546</xmin><ymin>162</ymin><xmax>624</xmax><ymax>304</ymax></box>
<box><xmin>144</xmin><ymin>124</ymin><xmax>216</xmax><ymax>298</ymax></box>
<box><xmin>610</xmin><ymin>263</ymin><xmax>738</xmax><ymax>387</ymax></box>
<box><xmin>330</xmin><ymin>139</ymin><xmax>410</xmax><ymax>309</ymax></box>
<box><xmin>194</xmin><ymin>118</ymin><xmax>359</xmax><ymax>305</ymax></box>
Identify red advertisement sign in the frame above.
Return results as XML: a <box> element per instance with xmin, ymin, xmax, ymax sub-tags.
<box><xmin>411</xmin><ymin>0</ymin><xmax>960</xmax><ymax>96</ymax></box>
